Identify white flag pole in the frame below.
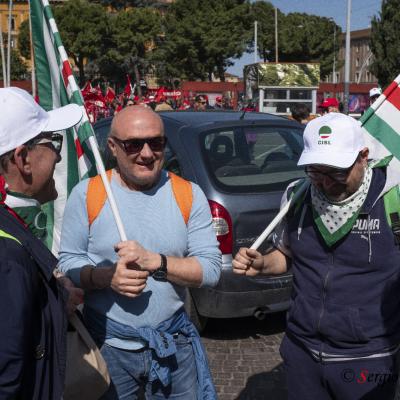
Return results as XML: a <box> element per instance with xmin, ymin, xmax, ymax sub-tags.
<box><xmin>250</xmin><ymin>179</ymin><xmax>309</xmax><ymax>250</ymax></box>
<box><xmin>7</xmin><ymin>0</ymin><xmax>13</xmax><ymax>87</ymax></box>
<box><xmin>87</xmin><ymin>135</ymin><xmax>128</xmax><ymax>241</ymax></box>
<box><xmin>37</xmin><ymin>0</ymin><xmax>128</xmax><ymax>242</ymax></box>
<box><xmin>0</xmin><ymin>17</ymin><xmax>7</xmax><ymax>86</ymax></box>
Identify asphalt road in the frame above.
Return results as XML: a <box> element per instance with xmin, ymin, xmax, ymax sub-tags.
<box><xmin>202</xmin><ymin>312</ymin><xmax>287</xmax><ymax>400</ymax></box>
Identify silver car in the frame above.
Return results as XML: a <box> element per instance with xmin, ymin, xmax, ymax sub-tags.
<box><xmin>94</xmin><ymin>111</ymin><xmax>305</xmax><ymax>331</ymax></box>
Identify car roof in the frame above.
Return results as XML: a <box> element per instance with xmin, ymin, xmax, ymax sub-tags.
<box><xmin>93</xmin><ymin>110</ymin><xmax>301</xmax><ymax>132</ymax></box>
<box><xmin>158</xmin><ymin>110</ymin><xmax>292</xmax><ymax>128</ymax></box>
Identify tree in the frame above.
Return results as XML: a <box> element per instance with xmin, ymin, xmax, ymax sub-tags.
<box><xmin>98</xmin><ymin>0</ymin><xmax>158</xmax><ymax>11</ymax></box>
<box><xmin>155</xmin><ymin>0</ymin><xmax>252</xmax><ymax>83</ymax></box>
<box><xmin>18</xmin><ymin>19</ymin><xmax>31</xmax><ymax>60</ymax></box>
<box><xmin>279</xmin><ymin>13</ymin><xmax>341</xmax><ymax>79</ymax></box>
<box><xmin>97</xmin><ymin>7</ymin><xmax>162</xmax><ymax>92</ymax></box>
<box><xmin>0</xmin><ymin>49</ymin><xmax>28</xmax><ymax>80</ymax></box>
<box><xmin>250</xmin><ymin>4</ymin><xmax>340</xmax><ymax>80</ymax></box>
<box><xmin>52</xmin><ymin>0</ymin><xmax>111</xmax><ymax>85</ymax></box>
<box><xmin>370</xmin><ymin>0</ymin><xmax>400</xmax><ymax>87</ymax></box>
<box><xmin>251</xmin><ymin>1</ymin><xmax>280</xmax><ymax>62</ymax></box>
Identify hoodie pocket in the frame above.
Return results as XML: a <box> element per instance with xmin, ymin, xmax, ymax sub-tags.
<box><xmin>286</xmin><ymin>294</ymin><xmax>319</xmax><ymax>338</ymax></box>
<box><xmin>319</xmin><ymin>303</ymin><xmax>369</xmax><ymax>346</ymax></box>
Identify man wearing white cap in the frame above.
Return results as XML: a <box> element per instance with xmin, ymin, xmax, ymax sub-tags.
<box><xmin>369</xmin><ymin>87</ymin><xmax>382</xmax><ymax>105</ymax></box>
<box><xmin>0</xmin><ymin>87</ymin><xmax>82</xmax><ymax>399</ymax></box>
<box><xmin>233</xmin><ymin>112</ymin><xmax>400</xmax><ymax>399</ymax></box>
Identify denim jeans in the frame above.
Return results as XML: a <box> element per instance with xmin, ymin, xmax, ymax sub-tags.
<box><xmin>100</xmin><ymin>333</ymin><xmax>197</xmax><ymax>400</ymax></box>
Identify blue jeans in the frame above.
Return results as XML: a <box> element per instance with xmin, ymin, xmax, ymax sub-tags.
<box><xmin>100</xmin><ymin>333</ymin><xmax>197</xmax><ymax>400</ymax></box>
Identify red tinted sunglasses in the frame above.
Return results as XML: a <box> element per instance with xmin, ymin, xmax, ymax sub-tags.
<box><xmin>111</xmin><ymin>136</ymin><xmax>167</xmax><ymax>154</ymax></box>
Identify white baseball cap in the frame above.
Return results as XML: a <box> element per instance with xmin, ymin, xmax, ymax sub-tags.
<box><xmin>369</xmin><ymin>87</ymin><xmax>382</xmax><ymax>98</ymax></box>
<box><xmin>297</xmin><ymin>112</ymin><xmax>365</xmax><ymax>168</ymax></box>
<box><xmin>0</xmin><ymin>87</ymin><xmax>82</xmax><ymax>156</ymax></box>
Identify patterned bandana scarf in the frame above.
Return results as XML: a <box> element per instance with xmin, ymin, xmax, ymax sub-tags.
<box><xmin>310</xmin><ymin>166</ymin><xmax>373</xmax><ymax>247</ymax></box>
<box><xmin>5</xmin><ymin>190</ymin><xmax>48</xmax><ymax>240</ymax></box>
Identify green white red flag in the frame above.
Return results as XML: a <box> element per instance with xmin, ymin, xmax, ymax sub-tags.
<box><xmin>30</xmin><ymin>0</ymin><xmax>97</xmax><ymax>254</ymax></box>
<box><xmin>360</xmin><ymin>79</ymin><xmax>400</xmax><ymax>167</ymax></box>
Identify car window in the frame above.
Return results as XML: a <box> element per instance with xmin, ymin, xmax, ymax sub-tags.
<box><xmin>164</xmin><ymin>143</ymin><xmax>182</xmax><ymax>176</ymax></box>
<box><xmin>203</xmin><ymin>126</ymin><xmax>305</xmax><ymax>193</ymax></box>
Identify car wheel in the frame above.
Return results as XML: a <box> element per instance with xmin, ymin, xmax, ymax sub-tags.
<box><xmin>184</xmin><ymin>290</ymin><xmax>208</xmax><ymax>333</ymax></box>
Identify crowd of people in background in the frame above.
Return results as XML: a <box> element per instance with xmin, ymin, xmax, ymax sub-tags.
<box><xmin>82</xmin><ymin>81</ymin><xmax>237</xmax><ymax>124</ymax></box>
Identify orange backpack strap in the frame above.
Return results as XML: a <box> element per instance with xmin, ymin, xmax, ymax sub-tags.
<box><xmin>168</xmin><ymin>172</ymin><xmax>193</xmax><ymax>225</ymax></box>
<box><xmin>87</xmin><ymin>169</ymin><xmax>113</xmax><ymax>227</ymax></box>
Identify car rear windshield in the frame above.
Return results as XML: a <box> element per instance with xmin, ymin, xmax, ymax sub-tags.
<box><xmin>202</xmin><ymin>125</ymin><xmax>305</xmax><ymax>193</ymax></box>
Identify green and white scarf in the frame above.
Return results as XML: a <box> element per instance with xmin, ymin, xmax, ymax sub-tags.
<box><xmin>5</xmin><ymin>190</ymin><xmax>48</xmax><ymax>241</ymax></box>
<box><xmin>311</xmin><ymin>166</ymin><xmax>373</xmax><ymax>247</ymax></box>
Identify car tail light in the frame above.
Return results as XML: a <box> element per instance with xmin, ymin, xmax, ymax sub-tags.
<box><xmin>208</xmin><ymin>200</ymin><xmax>232</xmax><ymax>255</ymax></box>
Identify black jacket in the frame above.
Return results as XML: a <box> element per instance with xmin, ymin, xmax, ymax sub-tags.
<box><xmin>286</xmin><ymin>167</ymin><xmax>400</xmax><ymax>356</ymax></box>
<box><xmin>0</xmin><ymin>206</ymin><xmax>67</xmax><ymax>399</ymax></box>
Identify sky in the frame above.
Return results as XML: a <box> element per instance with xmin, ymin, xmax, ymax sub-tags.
<box><xmin>227</xmin><ymin>0</ymin><xmax>382</xmax><ymax>77</ymax></box>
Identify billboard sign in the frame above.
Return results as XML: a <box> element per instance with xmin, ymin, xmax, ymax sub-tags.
<box><xmin>244</xmin><ymin>62</ymin><xmax>320</xmax><ymax>90</ymax></box>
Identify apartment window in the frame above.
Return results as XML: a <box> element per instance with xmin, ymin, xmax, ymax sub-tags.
<box><xmin>11</xmin><ymin>17</ymin><xmax>15</xmax><ymax>31</ymax></box>
<box><xmin>355</xmin><ymin>72</ymin><xmax>360</xmax><ymax>82</ymax></box>
<box><xmin>356</xmin><ymin>58</ymin><xmax>360</xmax><ymax>67</ymax></box>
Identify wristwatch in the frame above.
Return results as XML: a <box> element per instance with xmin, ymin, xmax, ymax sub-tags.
<box><xmin>152</xmin><ymin>254</ymin><xmax>168</xmax><ymax>281</ymax></box>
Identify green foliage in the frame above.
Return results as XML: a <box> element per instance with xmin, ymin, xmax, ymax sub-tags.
<box><xmin>154</xmin><ymin>0</ymin><xmax>252</xmax><ymax>83</ymax></box>
<box><xmin>279</xmin><ymin>13</ymin><xmax>340</xmax><ymax>79</ymax></box>
<box><xmin>251</xmin><ymin>1</ymin><xmax>279</xmax><ymax>62</ymax></box>
<box><xmin>370</xmin><ymin>0</ymin><xmax>400</xmax><ymax>87</ymax></box>
<box><xmin>98</xmin><ymin>0</ymin><xmax>155</xmax><ymax>11</ymax></box>
<box><xmin>97</xmin><ymin>7</ymin><xmax>162</xmax><ymax>86</ymax></box>
<box><xmin>0</xmin><ymin>48</ymin><xmax>28</xmax><ymax>80</ymax></box>
<box><xmin>53</xmin><ymin>0</ymin><xmax>111</xmax><ymax>84</ymax></box>
<box><xmin>18</xmin><ymin>19</ymin><xmax>31</xmax><ymax>60</ymax></box>
<box><xmin>252</xmin><ymin>4</ymin><xmax>341</xmax><ymax>80</ymax></box>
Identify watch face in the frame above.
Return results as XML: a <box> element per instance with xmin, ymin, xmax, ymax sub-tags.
<box><xmin>152</xmin><ymin>270</ymin><xmax>167</xmax><ymax>281</ymax></box>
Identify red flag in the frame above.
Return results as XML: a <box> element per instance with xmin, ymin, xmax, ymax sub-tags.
<box><xmin>105</xmin><ymin>86</ymin><xmax>116</xmax><ymax>103</ymax></box>
<box><xmin>81</xmin><ymin>80</ymin><xmax>93</xmax><ymax>96</ymax></box>
<box><xmin>124</xmin><ymin>75</ymin><xmax>133</xmax><ymax>97</ymax></box>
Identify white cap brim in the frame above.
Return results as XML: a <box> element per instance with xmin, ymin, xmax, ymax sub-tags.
<box><xmin>298</xmin><ymin>151</ymin><xmax>359</xmax><ymax>169</ymax></box>
<box><xmin>44</xmin><ymin>103</ymin><xmax>83</xmax><ymax>132</ymax></box>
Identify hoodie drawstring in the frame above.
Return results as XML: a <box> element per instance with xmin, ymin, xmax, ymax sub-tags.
<box><xmin>298</xmin><ymin>204</ymin><xmax>307</xmax><ymax>240</ymax></box>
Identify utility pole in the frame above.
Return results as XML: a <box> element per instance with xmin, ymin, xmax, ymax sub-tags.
<box><xmin>254</xmin><ymin>21</ymin><xmax>258</xmax><ymax>64</ymax></box>
<box><xmin>274</xmin><ymin>7</ymin><xmax>278</xmax><ymax>63</ymax></box>
<box><xmin>7</xmin><ymin>0</ymin><xmax>13</xmax><ymax>87</ymax></box>
<box><xmin>0</xmin><ymin>17</ymin><xmax>7</xmax><ymax>87</ymax></box>
<box><xmin>28</xmin><ymin>0</ymin><xmax>36</xmax><ymax>97</ymax></box>
<box><xmin>333</xmin><ymin>24</ymin><xmax>336</xmax><ymax>84</ymax></box>
<box><xmin>344</xmin><ymin>0</ymin><xmax>351</xmax><ymax>114</ymax></box>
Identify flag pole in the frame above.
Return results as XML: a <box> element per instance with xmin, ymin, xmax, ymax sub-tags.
<box><xmin>250</xmin><ymin>179</ymin><xmax>309</xmax><ymax>250</ymax></box>
<box><xmin>7</xmin><ymin>0</ymin><xmax>13</xmax><ymax>87</ymax></box>
<box><xmin>38</xmin><ymin>1</ymin><xmax>128</xmax><ymax>242</ymax></box>
<box><xmin>0</xmin><ymin>17</ymin><xmax>7</xmax><ymax>86</ymax></box>
<box><xmin>28</xmin><ymin>0</ymin><xmax>36</xmax><ymax>97</ymax></box>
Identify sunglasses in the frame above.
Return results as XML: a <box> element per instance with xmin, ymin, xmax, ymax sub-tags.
<box><xmin>27</xmin><ymin>133</ymin><xmax>63</xmax><ymax>154</ymax></box>
<box><xmin>305</xmin><ymin>165</ymin><xmax>353</xmax><ymax>184</ymax></box>
<box><xmin>111</xmin><ymin>136</ymin><xmax>167</xmax><ymax>154</ymax></box>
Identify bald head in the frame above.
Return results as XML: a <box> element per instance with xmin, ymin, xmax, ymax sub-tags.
<box><xmin>111</xmin><ymin>105</ymin><xmax>164</xmax><ymax>140</ymax></box>
<box><xmin>107</xmin><ymin>105</ymin><xmax>166</xmax><ymax>191</ymax></box>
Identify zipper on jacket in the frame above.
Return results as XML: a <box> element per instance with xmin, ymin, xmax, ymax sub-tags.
<box><xmin>317</xmin><ymin>252</ymin><xmax>334</xmax><ymax>338</ymax></box>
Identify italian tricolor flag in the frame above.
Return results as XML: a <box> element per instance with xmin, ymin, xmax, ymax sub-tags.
<box><xmin>30</xmin><ymin>0</ymin><xmax>97</xmax><ymax>254</ymax></box>
<box><xmin>361</xmin><ymin>78</ymin><xmax>400</xmax><ymax>165</ymax></box>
